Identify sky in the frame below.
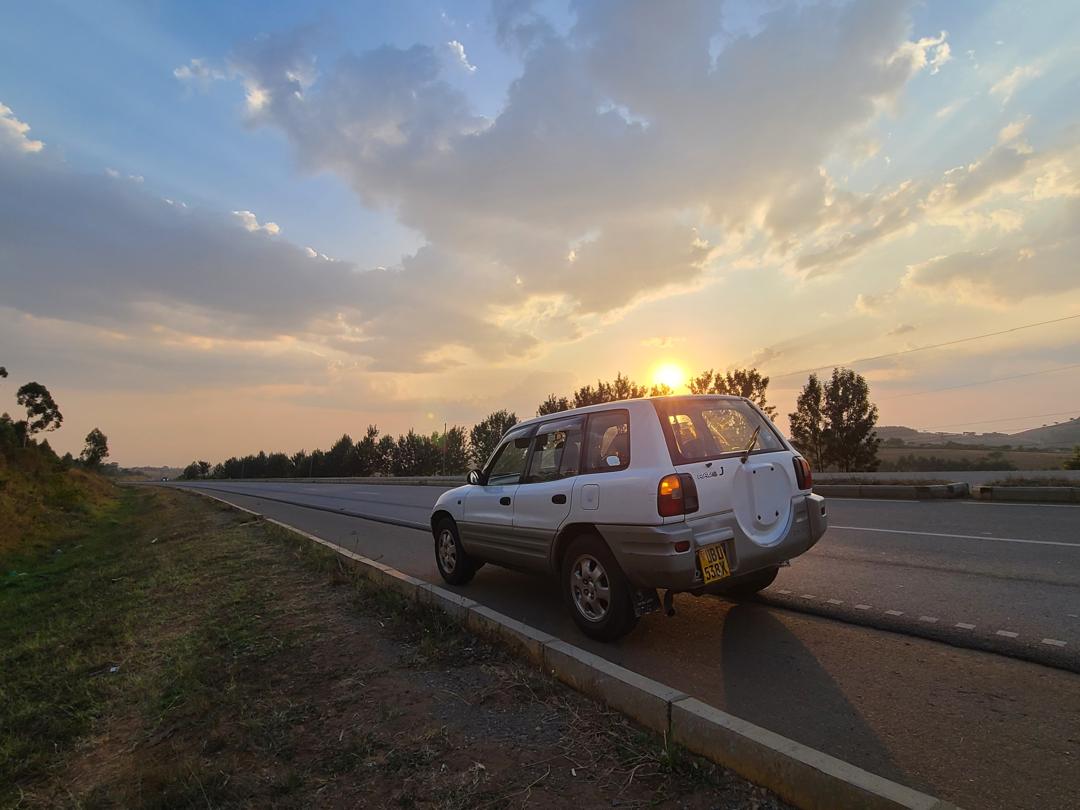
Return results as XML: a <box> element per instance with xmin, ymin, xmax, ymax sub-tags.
<box><xmin>1</xmin><ymin>0</ymin><xmax>1079</xmax><ymax>466</ymax></box>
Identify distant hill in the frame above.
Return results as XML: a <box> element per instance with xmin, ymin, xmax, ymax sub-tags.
<box><xmin>1010</xmin><ymin>417</ymin><xmax>1080</xmax><ymax>448</ymax></box>
<box><xmin>879</xmin><ymin>417</ymin><xmax>1080</xmax><ymax>449</ymax></box>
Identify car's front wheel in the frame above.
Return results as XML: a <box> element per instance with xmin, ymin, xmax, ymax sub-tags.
<box><xmin>561</xmin><ymin>534</ymin><xmax>638</xmax><ymax>641</ymax></box>
<box><xmin>715</xmin><ymin>565</ymin><xmax>780</xmax><ymax>599</ymax></box>
<box><xmin>433</xmin><ymin>518</ymin><xmax>478</xmax><ymax>586</ymax></box>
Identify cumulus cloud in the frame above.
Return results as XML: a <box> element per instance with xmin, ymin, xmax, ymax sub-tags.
<box><xmin>991</xmin><ymin>64</ymin><xmax>1042</xmax><ymax>104</ymax></box>
<box><xmin>0</xmin><ymin>102</ymin><xmax>44</xmax><ymax>153</ymax></box>
<box><xmin>447</xmin><ymin>40</ymin><xmax>476</xmax><ymax>73</ymax></box>
<box><xmin>214</xmin><ymin>0</ymin><xmax>958</xmax><ymax>341</ymax></box>
<box><xmin>233</xmin><ymin>209</ymin><xmax>281</xmax><ymax>235</ymax></box>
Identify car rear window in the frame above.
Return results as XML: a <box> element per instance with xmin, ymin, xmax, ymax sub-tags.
<box><xmin>653</xmin><ymin>398</ymin><xmax>783</xmax><ymax>464</ymax></box>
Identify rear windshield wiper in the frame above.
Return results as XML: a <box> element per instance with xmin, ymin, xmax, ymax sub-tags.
<box><xmin>740</xmin><ymin>425</ymin><xmax>761</xmax><ymax>464</ymax></box>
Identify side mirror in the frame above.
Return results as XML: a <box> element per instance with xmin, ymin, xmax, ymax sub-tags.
<box><xmin>466</xmin><ymin>469</ymin><xmax>484</xmax><ymax>485</ymax></box>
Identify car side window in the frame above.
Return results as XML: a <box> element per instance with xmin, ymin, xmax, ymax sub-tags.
<box><xmin>485</xmin><ymin>433</ymin><xmax>532</xmax><ymax>485</ymax></box>
<box><xmin>583</xmin><ymin>409</ymin><xmax>630</xmax><ymax>473</ymax></box>
<box><xmin>525</xmin><ymin>417</ymin><xmax>583</xmax><ymax>483</ymax></box>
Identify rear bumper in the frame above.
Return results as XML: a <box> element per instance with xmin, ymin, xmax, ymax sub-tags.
<box><xmin>596</xmin><ymin>493</ymin><xmax>827</xmax><ymax>592</ymax></box>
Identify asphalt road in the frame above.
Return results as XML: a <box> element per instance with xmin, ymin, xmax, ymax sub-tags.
<box><xmin>169</xmin><ymin>480</ymin><xmax>1080</xmax><ymax>810</ymax></box>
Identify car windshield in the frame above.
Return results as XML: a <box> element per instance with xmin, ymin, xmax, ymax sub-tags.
<box><xmin>653</xmin><ymin>398</ymin><xmax>784</xmax><ymax>464</ymax></box>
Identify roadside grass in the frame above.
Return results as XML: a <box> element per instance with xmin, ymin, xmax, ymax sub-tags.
<box><xmin>2</xmin><ymin>487</ymin><xmax>785</xmax><ymax>809</ymax></box>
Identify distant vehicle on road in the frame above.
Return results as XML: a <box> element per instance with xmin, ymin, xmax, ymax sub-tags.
<box><xmin>430</xmin><ymin>396</ymin><xmax>828</xmax><ymax>640</ymax></box>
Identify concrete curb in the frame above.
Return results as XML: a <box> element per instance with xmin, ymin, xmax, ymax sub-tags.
<box><xmin>972</xmin><ymin>485</ymin><xmax>1080</xmax><ymax>503</ymax></box>
<box><xmin>813</xmin><ymin>483</ymin><xmax>968</xmax><ymax>500</ymax></box>
<box><xmin>178</xmin><ymin>486</ymin><xmax>958</xmax><ymax>810</ymax></box>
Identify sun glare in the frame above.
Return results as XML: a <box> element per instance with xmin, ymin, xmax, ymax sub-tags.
<box><xmin>652</xmin><ymin>362</ymin><xmax>686</xmax><ymax>393</ymax></box>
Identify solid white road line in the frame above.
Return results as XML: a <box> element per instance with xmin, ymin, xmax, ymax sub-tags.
<box><xmin>829</xmin><ymin>525</ymin><xmax>1080</xmax><ymax>548</ymax></box>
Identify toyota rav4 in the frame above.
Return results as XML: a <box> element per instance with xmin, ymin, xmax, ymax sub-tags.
<box><xmin>430</xmin><ymin>395</ymin><xmax>827</xmax><ymax>641</ymax></box>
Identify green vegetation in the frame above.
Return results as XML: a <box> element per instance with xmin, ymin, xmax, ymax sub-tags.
<box><xmin>688</xmin><ymin>367</ymin><xmax>776</xmax><ymax>417</ymax></box>
<box><xmin>79</xmin><ymin>428</ymin><xmax>110</xmax><ymax>468</ymax></box>
<box><xmin>1064</xmin><ymin>446</ymin><xmax>1080</xmax><ymax>470</ymax></box>
<box><xmin>879</xmin><ymin>450</ymin><xmax>1016</xmax><ymax>472</ymax></box>
<box><xmin>789</xmin><ymin>368</ymin><xmax>880</xmax><ymax>472</ymax></box>
<box><xmin>1</xmin><ymin>487</ymin><xmax>783</xmax><ymax>809</ymax></box>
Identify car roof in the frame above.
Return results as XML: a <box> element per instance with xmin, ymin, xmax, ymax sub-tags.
<box><xmin>514</xmin><ymin>394</ymin><xmax>749</xmax><ymax>429</ymax></box>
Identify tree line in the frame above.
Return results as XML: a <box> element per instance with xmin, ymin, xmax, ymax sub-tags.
<box><xmin>0</xmin><ymin>365</ymin><xmax>111</xmax><ymax>468</ymax></box>
<box><xmin>181</xmin><ymin>365</ymin><xmax>884</xmax><ymax>479</ymax></box>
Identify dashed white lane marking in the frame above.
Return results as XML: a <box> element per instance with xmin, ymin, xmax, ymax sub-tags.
<box><xmin>919</xmin><ymin>616</ymin><xmax>938</xmax><ymax>623</ymax></box>
<box><xmin>826</xmin><ymin>598</ymin><xmax>844</xmax><ymax>605</ymax></box>
<box><xmin>800</xmin><ymin>593</ymin><xmax>816</xmax><ymax>599</ymax></box>
<box><xmin>854</xmin><ymin>604</ymin><xmax>872</xmax><ymax>610</ymax></box>
<box><xmin>1042</xmin><ymin>638</ymin><xmax>1067</xmax><ymax>647</ymax></box>
<box><xmin>885</xmin><ymin>609</ymin><xmax>904</xmax><ymax>616</ymax></box>
<box><xmin>996</xmin><ymin>630</ymin><xmax>1019</xmax><ymax>638</ymax></box>
<box><xmin>955</xmin><ymin>623</ymin><xmax>976</xmax><ymax>630</ymax></box>
<box><xmin>829</xmin><ymin>525</ymin><xmax>1080</xmax><ymax>549</ymax></box>
<box><xmin>778</xmin><ymin>589</ymin><xmax>792</xmax><ymax>595</ymax></box>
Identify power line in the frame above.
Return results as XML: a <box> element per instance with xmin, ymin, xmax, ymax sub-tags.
<box><xmin>769</xmin><ymin>313</ymin><xmax>1080</xmax><ymax>380</ymax></box>
<box><xmin>922</xmin><ymin>409</ymin><xmax>1080</xmax><ymax>431</ymax></box>
<box><xmin>880</xmin><ymin>363</ymin><xmax>1080</xmax><ymax>401</ymax></box>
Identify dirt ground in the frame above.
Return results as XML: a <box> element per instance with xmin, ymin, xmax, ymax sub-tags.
<box><xmin>4</xmin><ymin>488</ymin><xmax>786</xmax><ymax>809</ymax></box>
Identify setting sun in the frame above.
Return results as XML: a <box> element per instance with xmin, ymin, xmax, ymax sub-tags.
<box><xmin>652</xmin><ymin>363</ymin><xmax>686</xmax><ymax>393</ymax></box>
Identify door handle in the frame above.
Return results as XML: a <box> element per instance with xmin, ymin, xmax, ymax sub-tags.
<box><xmin>551</xmin><ymin>494</ymin><xmax>567</xmax><ymax>504</ymax></box>
<box><xmin>500</xmin><ymin>496</ymin><xmax>512</xmax><ymax>506</ymax></box>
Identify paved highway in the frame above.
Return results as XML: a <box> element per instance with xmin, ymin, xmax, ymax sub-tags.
<box><xmin>169</xmin><ymin>480</ymin><xmax>1080</xmax><ymax>810</ymax></box>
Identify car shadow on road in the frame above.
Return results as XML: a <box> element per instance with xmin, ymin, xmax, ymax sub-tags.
<box><xmin>719</xmin><ymin>600</ymin><xmax>920</xmax><ymax>790</ymax></box>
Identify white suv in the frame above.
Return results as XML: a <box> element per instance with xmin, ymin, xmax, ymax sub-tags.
<box><xmin>430</xmin><ymin>396</ymin><xmax>827</xmax><ymax>641</ymax></box>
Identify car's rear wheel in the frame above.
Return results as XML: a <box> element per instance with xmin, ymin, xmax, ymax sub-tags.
<box><xmin>561</xmin><ymin>534</ymin><xmax>638</xmax><ymax>641</ymax></box>
<box><xmin>716</xmin><ymin>565</ymin><xmax>780</xmax><ymax>599</ymax></box>
<box><xmin>433</xmin><ymin>518</ymin><xmax>477</xmax><ymax>586</ymax></box>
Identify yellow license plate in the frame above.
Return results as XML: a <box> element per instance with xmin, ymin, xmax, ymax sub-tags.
<box><xmin>697</xmin><ymin>543</ymin><xmax>731</xmax><ymax>584</ymax></box>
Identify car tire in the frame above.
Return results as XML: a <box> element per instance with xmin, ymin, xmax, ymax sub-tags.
<box><xmin>433</xmin><ymin>518</ymin><xmax>477</xmax><ymax>586</ymax></box>
<box><xmin>561</xmin><ymin>533</ymin><xmax>638</xmax><ymax>642</ymax></box>
<box><xmin>716</xmin><ymin>565</ymin><xmax>780</xmax><ymax>599</ymax></box>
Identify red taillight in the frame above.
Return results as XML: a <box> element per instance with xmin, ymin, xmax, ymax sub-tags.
<box><xmin>657</xmin><ymin>473</ymin><xmax>699</xmax><ymax>517</ymax></box>
<box><xmin>793</xmin><ymin>457</ymin><xmax>813</xmax><ymax>489</ymax></box>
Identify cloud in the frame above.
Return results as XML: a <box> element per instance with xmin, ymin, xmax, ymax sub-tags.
<box><xmin>990</xmin><ymin>64</ymin><xmax>1041</xmax><ymax>104</ymax></box>
<box><xmin>218</xmin><ymin>1</ymin><xmax>955</xmax><ymax>340</ymax></box>
<box><xmin>854</xmin><ymin>292</ymin><xmax>894</xmax><ymax>315</ymax></box>
<box><xmin>935</xmin><ymin>98</ymin><xmax>966</xmax><ymax>119</ymax></box>
<box><xmin>903</xmin><ymin>198</ymin><xmax>1080</xmax><ymax>305</ymax></box>
<box><xmin>0</xmin><ymin>142</ymin><xmax>532</xmax><ymax>372</ymax></box>
<box><xmin>233</xmin><ymin>209</ymin><xmax>281</xmax><ymax>235</ymax></box>
<box><xmin>887</xmin><ymin>323</ymin><xmax>916</xmax><ymax>336</ymax></box>
<box><xmin>173</xmin><ymin>58</ymin><xmax>226</xmax><ymax>85</ymax></box>
<box><xmin>0</xmin><ymin>102</ymin><xmax>44</xmax><ymax>153</ymax></box>
<box><xmin>447</xmin><ymin>40</ymin><xmax>476</xmax><ymax>73</ymax></box>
